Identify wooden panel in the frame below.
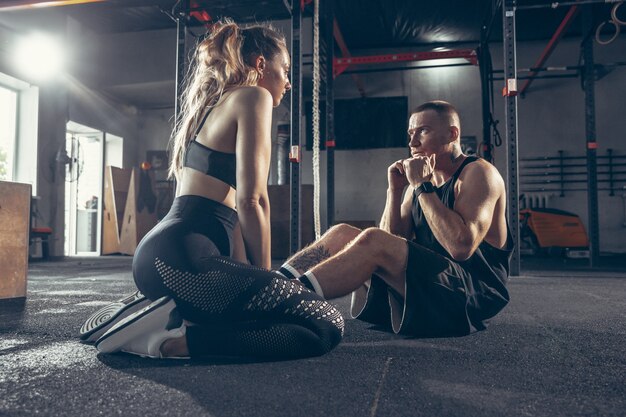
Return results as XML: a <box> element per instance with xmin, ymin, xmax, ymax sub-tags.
<box><xmin>102</xmin><ymin>166</ymin><xmax>132</xmax><ymax>255</ymax></box>
<box><xmin>118</xmin><ymin>168</ymin><xmax>158</xmax><ymax>255</ymax></box>
<box><xmin>0</xmin><ymin>181</ymin><xmax>31</xmax><ymax>299</ymax></box>
<box><xmin>111</xmin><ymin>167</ymin><xmax>131</xmax><ymax>228</ymax></box>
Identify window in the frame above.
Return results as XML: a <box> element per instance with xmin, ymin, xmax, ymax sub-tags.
<box><xmin>0</xmin><ymin>71</ymin><xmax>39</xmax><ymax>193</ymax></box>
<box><xmin>0</xmin><ymin>86</ymin><xmax>18</xmax><ymax>181</ymax></box>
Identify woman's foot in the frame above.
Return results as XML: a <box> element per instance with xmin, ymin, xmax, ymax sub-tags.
<box><xmin>96</xmin><ymin>297</ymin><xmax>189</xmax><ymax>359</ymax></box>
<box><xmin>159</xmin><ymin>335</ymin><xmax>189</xmax><ymax>358</ymax></box>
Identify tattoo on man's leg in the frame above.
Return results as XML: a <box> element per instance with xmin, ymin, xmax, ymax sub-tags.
<box><xmin>290</xmin><ymin>246</ymin><xmax>332</xmax><ymax>272</ymax></box>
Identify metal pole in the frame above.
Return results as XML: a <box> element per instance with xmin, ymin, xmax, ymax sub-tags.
<box><xmin>290</xmin><ymin>0</ymin><xmax>302</xmax><ymax>254</ymax></box>
<box><xmin>582</xmin><ymin>7</ymin><xmax>601</xmax><ymax>266</ymax></box>
<box><xmin>174</xmin><ymin>0</ymin><xmax>188</xmax><ymax>123</ymax></box>
<box><xmin>517</xmin><ymin>0</ymin><xmax>616</xmax><ymax>10</ymax></box>
<box><xmin>479</xmin><ymin>29</ymin><xmax>493</xmax><ymax>163</ymax></box>
<box><xmin>503</xmin><ymin>0</ymin><xmax>521</xmax><ymax>276</ymax></box>
<box><xmin>325</xmin><ymin>0</ymin><xmax>335</xmax><ymax>229</ymax></box>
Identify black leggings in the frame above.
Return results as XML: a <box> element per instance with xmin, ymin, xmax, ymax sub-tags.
<box><xmin>132</xmin><ymin>195</ymin><xmax>343</xmax><ymax>359</ymax></box>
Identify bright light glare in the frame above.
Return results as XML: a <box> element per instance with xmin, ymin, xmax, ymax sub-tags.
<box><xmin>14</xmin><ymin>33</ymin><xmax>65</xmax><ymax>81</ymax></box>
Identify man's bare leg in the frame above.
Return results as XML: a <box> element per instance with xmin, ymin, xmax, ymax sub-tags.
<box><xmin>306</xmin><ymin>228</ymin><xmax>409</xmax><ymax>299</ymax></box>
<box><xmin>282</xmin><ymin>224</ymin><xmax>362</xmax><ymax>275</ymax></box>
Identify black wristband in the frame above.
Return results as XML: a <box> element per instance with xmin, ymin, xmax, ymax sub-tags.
<box><xmin>414</xmin><ymin>181</ymin><xmax>435</xmax><ymax>198</ymax></box>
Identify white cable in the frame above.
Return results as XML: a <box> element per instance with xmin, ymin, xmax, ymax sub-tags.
<box><xmin>312</xmin><ymin>0</ymin><xmax>321</xmax><ymax>240</ymax></box>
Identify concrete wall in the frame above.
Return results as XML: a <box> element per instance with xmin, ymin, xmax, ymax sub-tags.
<box><xmin>0</xmin><ymin>16</ymin><xmax>68</xmax><ymax>257</ymax></box>
<box><xmin>1</xmin><ymin>13</ymin><xmax>624</xmax><ymax>254</ymax></box>
<box><xmin>78</xmin><ymin>20</ymin><xmax>626</xmax><ymax>254</ymax></box>
<box><xmin>0</xmin><ymin>16</ymin><xmax>144</xmax><ymax>256</ymax></box>
<box><xmin>493</xmin><ymin>36</ymin><xmax>626</xmax><ymax>253</ymax></box>
<box><xmin>295</xmin><ymin>34</ymin><xmax>626</xmax><ymax>253</ymax></box>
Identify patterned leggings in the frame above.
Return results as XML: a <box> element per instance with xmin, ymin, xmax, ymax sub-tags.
<box><xmin>133</xmin><ymin>196</ymin><xmax>344</xmax><ymax>359</ymax></box>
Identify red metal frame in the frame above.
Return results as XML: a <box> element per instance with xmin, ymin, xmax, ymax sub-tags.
<box><xmin>190</xmin><ymin>0</ymin><xmax>212</xmax><ymax>26</ymax></box>
<box><xmin>333</xmin><ymin>49</ymin><xmax>478</xmax><ymax>77</ymax></box>
<box><xmin>333</xmin><ymin>17</ymin><xmax>366</xmax><ymax>96</ymax></box>
<box><xmin>519</xmin><ymin>5</ymin><xmax>579</xmax><ymax>96</ymax></box>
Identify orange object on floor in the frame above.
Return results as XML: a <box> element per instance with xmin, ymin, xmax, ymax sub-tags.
<box><xmin>520</xmin><ymin>208</ymin><xmax>589</xmax><ymax>249</ymax></box>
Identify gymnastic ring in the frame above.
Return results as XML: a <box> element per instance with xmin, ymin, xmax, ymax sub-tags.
<box><xmin>611</xmin><ymin>2</ymin><xmax>626</xmax><ymax>26</ymax></box>
<box><xmin>595</xmin><ymin>20</ymin><xmax>620</xmax><ymax>45</ymax></box>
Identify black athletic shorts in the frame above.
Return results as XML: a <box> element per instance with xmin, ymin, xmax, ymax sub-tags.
<box><xmin>350</xmin><ymin>240</ymin><xmax>476</xmax><ymax>337</ymax></box>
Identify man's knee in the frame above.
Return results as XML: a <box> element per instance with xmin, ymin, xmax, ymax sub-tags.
<box><xmin>352</xmin><ymin>228</ymin><xmax>406</xmax><ymax>262</ymax></box>
<box><xmin>327</xmin><ymin>223</ymin><xmax>361</xmax><ymax>238</ymax></box>
<box><xmin>351</xmin><ymin>228</ymin><xmax>408</xmax><ymax>294</ymax></box>
<box><xmin>353</xmin><ymin>228</ymin><xmax>393</xmax><ymax>252</ymax></box>
<box><xmin>324</xmin><ymin>224</ymin><xmax>362</xmax><ymax>249</ymax></box>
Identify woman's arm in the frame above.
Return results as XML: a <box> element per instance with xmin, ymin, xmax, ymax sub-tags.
<box><xmin>234</xmin><ymin>87</ymin><xmax>274</xmax><ymax>269</ymax></box>
<box><xmin>231</xmin><ymin>222</ymin><xmax>248</xmax><ymax>263</ymax></box>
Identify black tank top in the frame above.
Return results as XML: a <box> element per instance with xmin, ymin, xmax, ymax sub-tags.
<box><xmin>183</xmin><ymin>110</ymin><xmax>237</xmax><ymax>188</ymax></box>
<box><xmin>411</xmin><ymin>156</ymin><xmax>513</xmax><ymax>319</ymax></box>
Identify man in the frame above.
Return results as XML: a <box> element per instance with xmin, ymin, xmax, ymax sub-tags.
<box><xmin>280</xmin><ymin>100</ymin><xmax>513</xmax><ymax>336</ymax></box>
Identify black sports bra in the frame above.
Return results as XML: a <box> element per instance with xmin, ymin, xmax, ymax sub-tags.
<box><xmin>183</xmin><ymin>110</ymin><xmax>237</xmax><ymax>188</ymax></box>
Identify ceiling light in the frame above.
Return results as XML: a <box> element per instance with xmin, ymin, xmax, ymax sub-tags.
<box><xmin>13</xmin><ymin>33</ymin><xmax>66</xmax><ymax>82</ymax></box>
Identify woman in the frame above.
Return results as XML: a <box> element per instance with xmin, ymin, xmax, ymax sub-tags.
<box><xmin>92</xmin><ymin>20</ymin><xmax>343</xmax><ymax>359</ymax></box>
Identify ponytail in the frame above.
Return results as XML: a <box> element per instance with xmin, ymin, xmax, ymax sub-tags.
<box><xmin>168</xmin><ymin>19</ymin><xmax>286</xmax><ymax>180</ymax></box>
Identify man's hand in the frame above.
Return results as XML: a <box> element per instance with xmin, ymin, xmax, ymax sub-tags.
<box><xmin>387</xmin><ymin>159</ymin><xmax>410</xmax><ymax>190</ymax></box>
<box><xmin>403</xmin><ymin>155</ymin><xmax>436</xmax><ymax>187</ymax></box>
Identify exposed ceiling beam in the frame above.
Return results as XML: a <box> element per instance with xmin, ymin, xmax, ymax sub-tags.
<box><xmin>333</xmin><ymin>17</ymin><xmax>366</xmax><ymax>97</ymax></box>
<box><xmin>519</xmin><ymin>5</ymin><xmax>580</xmax><ymax>97</ymax></box>
<box><xmin>334</xmin><ymin>49</ymin><xmax>478</xmax><ymax>76</ymax></box>
<box><xmin>481</xmin><ymin>0</ymin><xmax>502</xmax><ymax>42</ymax></box>
<box><xmin>0</xmin><ymin>0</ymin><xmax>104</xmax><ymax>11</ymax></box>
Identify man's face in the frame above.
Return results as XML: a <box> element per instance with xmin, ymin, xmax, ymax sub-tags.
<box><xmin>407</xmin><ymin>110</ymin><xmax>451</xmax><ymax>157</ymax></box>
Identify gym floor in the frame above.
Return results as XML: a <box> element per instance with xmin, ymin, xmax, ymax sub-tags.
<box><xmin>1</xmin><ymin>256</ymin><xmax>625</xmax><ymax>417</ymax></box>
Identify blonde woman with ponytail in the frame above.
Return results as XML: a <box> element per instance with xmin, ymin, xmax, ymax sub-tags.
<box><xmin>170</xmin><ymin>20</ymin><xmax>289</xmax><ymax>269</ymax></box>
<box><xmin>88</xmin><ymin>19</ymin><xmax>343</xmax><ymax>360</ymax></box>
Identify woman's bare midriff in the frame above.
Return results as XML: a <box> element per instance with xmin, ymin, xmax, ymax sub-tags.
<box><xmin>176</xmin><ymin>167</ymin><xmax>237</xmax><ymax>209</ymax></box>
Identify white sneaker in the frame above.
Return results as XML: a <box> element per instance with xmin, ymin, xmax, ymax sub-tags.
<box><xmin>95</xmin><ymin>296</ymin><xmax>188</xmax><ymax>359</ymax></box>
<box><xmin>79</xmin><ymin>290</ymin><xmax>150</xmax><ymax>344</ymax></box>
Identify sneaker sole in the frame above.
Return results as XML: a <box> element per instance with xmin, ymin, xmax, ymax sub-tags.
<box><xmin>95</xmin><ymin>296</ymin><xmax>175</xmax><ymax>357</ymax></box>
<box><xmin>79</xmin><ymin>291</ymin><xmax>149</xmax><ymax>343</ymax></box>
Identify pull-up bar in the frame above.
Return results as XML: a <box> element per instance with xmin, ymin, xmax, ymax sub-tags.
<box><xmin>517</xmin><ymin>0</ymin><xmax>621</xmax><ymax>11</ymax></box>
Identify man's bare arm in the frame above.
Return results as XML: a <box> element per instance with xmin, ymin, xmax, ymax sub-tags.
<box><xmin>419</xmin><ymin>161</ymin><xmax>504</xmax><ymax>260</ymax></box>
<box><xmin>380</xmin><ymin>159</ymin><xmax>414</xmax><ymax>238</ymax></box>
<box><xmin>380</xmin><ymin>188</ymin><xmax>414</xmax><ymax>238</ymax></box>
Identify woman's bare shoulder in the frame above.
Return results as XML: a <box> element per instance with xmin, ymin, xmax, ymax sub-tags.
<box><xmin>226</xmin><ymin>86</ymin><xmax>272</xmax><ymax>105</ymax></box>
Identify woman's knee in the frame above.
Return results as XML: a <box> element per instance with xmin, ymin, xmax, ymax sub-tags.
<box><xmin>316</xmin><ymin>320</ymin><xmax>343</xmax><ymax>354</ymax></box>
<box><xmin>306</xmin><ymin>302</ymin><xmax>344</xmax><ymax>354</ymax></box>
